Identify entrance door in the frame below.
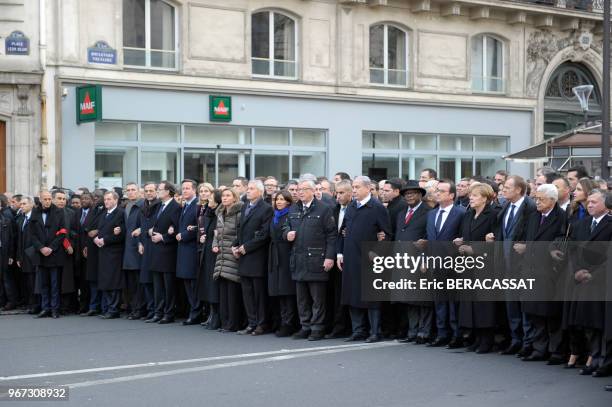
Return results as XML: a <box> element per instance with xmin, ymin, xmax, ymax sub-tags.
<box><xmin>0</xmin><ymin>121</ymin><xmax>5</xmax><ymax>193</ymax></box>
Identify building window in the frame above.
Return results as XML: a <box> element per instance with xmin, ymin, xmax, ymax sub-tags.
<box><xmin>362</xmin><ymin>132</ymin><xmax>508</xmax><ymax>182</ymax></box>
<box><xmin>251</xmin><ymin>11</ymin><xmax>297</xmax><ymax>79</ymax></box>
<box><xmin>471</xmin><ymin>35</ymin><xmax>503</xmax><ymax>93</ymax></box>
<box><xmin>123</xmin><ymin>0</ymin><xmax>177</xmax><ymax>70</ymax></box>
<box><xmin>369</xmin><ymin>24</ymin><xmax>408</xmax><ymax>87</ymax></box>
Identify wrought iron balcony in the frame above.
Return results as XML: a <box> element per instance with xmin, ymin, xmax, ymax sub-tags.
<box><xmin>504</xmin><ymin>0</ymin><xmax>603</xmax><ymax>13</ymax></box>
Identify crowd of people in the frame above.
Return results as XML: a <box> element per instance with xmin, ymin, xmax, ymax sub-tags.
<box><xmin>0</xmin><ymin>166</ymin><xmax>612</xmax><ymax>392</ymax></box>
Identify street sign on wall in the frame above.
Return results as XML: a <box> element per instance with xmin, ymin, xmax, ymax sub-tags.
<box><xmin>5</xmin><ymin>31</ymin><xmax>30</xmax><ymax>55</ymax></box>
<box><xmin>76</xmin><ymin>85</ymin><xmax>102</xmax><ymax>124</ymax></box>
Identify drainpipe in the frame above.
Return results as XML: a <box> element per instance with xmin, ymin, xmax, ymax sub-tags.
<box><xmin>39</xmin><ymin>0</ymin><xmax>48</xmax><ymax>191</ymax></box>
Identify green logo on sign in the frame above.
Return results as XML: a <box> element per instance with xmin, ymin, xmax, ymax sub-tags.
<box><xmin>76</xmin><ymin>85</ymin><xmax>102</xmax><ymax>124</ymax></box>
<box><xmin>210</xmin><ymin>95</ymin><xmax>231</xmax><ymax>122</ymax></box>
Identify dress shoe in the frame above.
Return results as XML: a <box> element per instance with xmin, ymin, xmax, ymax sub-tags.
<box><xmin>415</xmin><ymin>337</ymin><xmax>428</xmax><ymax>345</ymax></box>
<box><xmin>397</xmin><ymin>336</ymin><xmax>416</xmax><ymax>344</ymax></box>
<box><xmin>101</xmin><ymin>313</ymin><xmax>119</xmax><ymax>320</ymax></box>
<box><xmin>579</xmin><ymin>365</ymin><xmax>597</xmax><ymax>375</ymax></box>
<box><xmin>1</xmin><ymin>303</ymin><xmax>16</xmax><ymax>311</ymax></box>
<box><xmin>546</xmin><ymin>357</ymin><xmax>565</xmax><ymax>366</ymax></box>
<box><xmin>476</xmin><ymin>344</ymin><xmax>492</xmax><ymax>354</ymax></box>
<box><xmin>592</xmin><ymin>368</ymin><xmax>611</xmax><ymax>378</ymax></box>
<box><xmin>158</xmin><ymin>318</ymin><xmax>174</xmax><ymax>324</ymax></box>
<box><xmin>237</xmin><ymin>326</ymin><xmax>255</xmax><ymax>335</ymax></box>
<box><xmin>252</xmin><ymin>326</ymin><xmax>267</xmax><ymax>336</ymax></box>
<box><xmin>145</xmin><ymin>316</ymin><xmax>162</xmax><ymax>323</ymax></box>
<box><xmin>275</xmin><ymin>325</ymin><xmax>294</xmax><ymax>338</ymax></box>
<box><xmin>344</xmin><ymin>333</ymin><xmax>367</xmax><ymax>342</ymax></box>
<box><xmin>36</xmin><ymin>310</ymin><xmax>51</xmax><ymax>318</ymax></box>
<box><xmin>182</xmin><ymin>319</ymin><xmax>199</xmax><ymax>326</ymax></box>
<box><xmin>446</xmin><ymin>338</ymin><xmax>463</xmax><ymax>349</ymax></box>
<box><xmin>127</xmin><ymin>314</ymin><xmax>138</xmax><ymax>320</ymax></box>
<box><xmin>605</xmin><ymin>384</ymin><xmax>612</xmax><ymax>391</ymax></box>
<box><xmin>324</xmin><ymin>330</ymin><xmax>348</xmax><ymax>339</ymax></box>
<box><xmin>207</xmin><ymin>314</ymin><xmax>221</xmax><ymax>330</ymax></box>
<box><xmin>80</xmin><ymin>310</ymin><xmax>98</xmax><ymax>317</ymax></box>
<box><xmin>27</xmin><ymin>308</ymin><xmax>38</xmax><ymax>315</ymax></box>
<box><xmin>522</xmin><ymin>352</ymin><xmax>546</xmax><ymax>362</ymax></box>
<box><xmin>465</xmin><ymin>342</ymin><xmax>479</xmax><ymax>352</ymax></box>
<box><xmin>500</xmin><ymin>343</ymin><xmax>521</xmax><ymax>355</ymax></box>
<box><xmin>516</xmin><ymin>346</ymin><xmax>533</xmax><ymax>358</ymax></box>
<box><xmin>51</xmin><ymin>311</ymin><xmax>60</xmax><ymax>319</ymax></box>
<box><xmin>292</xmin><ymin>329</ymin><xmax>311</xmax><ymax>339</ymax></box>
<box><xmin>142</xmin><ymin>313</ymin><xmax>154</xmax><ymax>321</ymax></box>
<box><xmin>308</xmin><ymin>331</ymin><xmax>324</xmax><ymax>341</ymax></box>
<box><xmin>365</xmin><ymin>335</ymin><xmax>381</xmax><ymax>343</ymax></box>
<box><xmin>427</xmin><ymin>338</ymin><xmax>449</xmax><ymax>347</ymax></box>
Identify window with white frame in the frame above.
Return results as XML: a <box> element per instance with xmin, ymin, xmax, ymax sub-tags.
<box><xmin>123</xmin><ymin>0</ymin><xmax>178</xmax><ymax>70</ymax></box>
<box><xmin>251</xmin><ymin>11</ymin><xmax>297</xmax><ymax>79</ymax></box>
<box><xmin>369</xmin><ymin>24</ymin><xmax>408</xmax><ymax>87</ymax></box>
<box><xmin>471</xmin><ymin>35</ymin><xmax>504</xmax><ymax>93</ymax></box>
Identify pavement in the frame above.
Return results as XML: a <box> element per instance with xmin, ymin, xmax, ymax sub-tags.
<box><xmin>0</xmin><ymin>313</ymin><xmax>611</xmax><ymax>407</ymax></box>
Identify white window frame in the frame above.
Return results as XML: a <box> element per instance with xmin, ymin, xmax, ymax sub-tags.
<box><xmin>251</xmin><ymin>11</ymin><xmax>299</xmax><ymax>80</ymax></box>
<box><xmin>123</xmin><ymin>0</ymin><xmax>179</xmax><ymax>71</ymax></box>
<box><xmin>472</xmin><ymin>35</ymin><xmax>505</xmax><ymax>93</ymax></box>
<box><xmin>369</xmin><ymin>24</ymin><xmax>409</xmax><ymax>88</ymax></box>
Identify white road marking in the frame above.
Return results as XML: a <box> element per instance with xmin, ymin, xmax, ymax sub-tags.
<box><xmin>1</xmin><ymin>342</ymin><xmax>399</xmax><ymax>381</ymax></box>
<box><xmin>65</xmin><ymin>342</ymin><xmax>400</xmax><ymax>389</ymax></box>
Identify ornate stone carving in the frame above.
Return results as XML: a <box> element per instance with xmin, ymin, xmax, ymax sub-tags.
<box><xmin>0</xmin><ymin>91</ymin><xmax>10</xmax><ymax>114</ymax></box>
<box><xmin>525</xmin><ymin>29</ymin><xmax>600</xmax><ymax>98</ymax></box>
<box><xmin>16</xmin><ymin>84</ymin><xmax>31</xmax><ymax>116</ymax></box>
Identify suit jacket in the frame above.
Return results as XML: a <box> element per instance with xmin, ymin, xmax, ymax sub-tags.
<box><xmin>235</xmin><ymin>199</ymin><xmax>273</xmax><ymax>278</ymax></box>
<box><xmin>176</xmin><ymin>198</ymin><xmax>199</xmax><ymax>279</ymax></box>
<box><xmin>96</xmin><ymin>207</ymin><xmax>126</xmax><ymax>290</ymax></box>
<box><xmin>395</xmin><ymin>202</ymin><xmax>430</xmax><ymax>242</ymax></box>
<box><xmin>122</xmin><ymin>199</ymin><xmax>144</xmax><ymax>271</ymax></box>
<box><xmin>16</xmin><ymin>213</ymin><xmax>37</xmax><ymax>273</ymax></box>
<box><xmin>149</xmin><ymin>199</ymin><xmax>181</xmax><ymax>274</ymax></box>
<box><xmin>386</xmin><ymin>195</ymin><xmax>409</xmax><ymax>240</ymax></box>
<box><xmin>0</xmin><ymin>210</ymin><xmax>15</xmax><ymax>274</ymax></box>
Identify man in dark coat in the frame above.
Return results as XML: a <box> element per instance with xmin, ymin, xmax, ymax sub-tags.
<box><xmin>122</xmin><ymin>183</ymin><xmax>144</xmax><ymax>320</ymax></box>
<box><xmin>284</xmin><ymin>180</ymin><xmax>337</xmax><ymax>341</ymax></box>
<box><xmin>146</xmin><ymin>181</ymin><xmax>181</xmax><ymax>324</ymax></box>
<box><xmin>425</xmin><ymin>179</ymin><xmax>466</xmax><ymax>348</ymax></box>
<box><xmin>74</xmin><ymin>192</ymin><xmax>93</xmax><ymax>314</ymax></box>
<box><xmin>0</xmin><ymin>201</ymin><xmax>16</xmax><ymax>311</ymax></box>
<box><xmin>52</xmin><ymin>190</ymin><xmax>78</xmax><ymax>314</ymax></box>
<box><xmin>94</xmin><ymin>191</ymin><xmax>126</xmax><ymax>319</ymax></box>
<box><xmin>138</xmin><ymin>183</ymin><xmax>160</xmax><ymax>320</ymax></box>
<box><xmin>31</xmin><ymin>191</ymin><xmax>67</xmax><ymax>319</ymax></box>
<box><xmin>324</xmin><ymin>180</ymin><xmax>352</xmax><ymax>339</ymax></box>
<box><xmin>337</xmin><ymin>176</ymin><xmax>391</xmax><ymax>343</ymax></box>
<box><xmin>395</xmin><ymin>181</ymin><xmax>432</xmax><ymax>344</ymax></box>
<box><xmin>235</xmin><ymin>180</ymin><xmax>273</xmax><ymax>336</ymax></box>
<box><xmin>80</xmin><ymin>190</ymin><xmax>105</xmax><ymax>316</ymax></box>
<box><xmin>490</xmin><ymin>175</ymin><xmax>537</xmax><ymax>356</ymax></box>
<box><xmin>520</xmin><ymin>183</ymin><xmax>567</xmax><ymax>363</ymax></box>
<box><xmin>16</xmin><ymin>196</ymin><xmax>39</xmax><ymax>314</ymax></box>
<box><xmin>176</xmin><ymin>179</ymin><xmax>201</xmax><ymax>325</ymax></box>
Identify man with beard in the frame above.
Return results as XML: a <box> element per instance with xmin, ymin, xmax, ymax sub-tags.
<box><xmin>138</xmin><ymin>183</ymin><xmax>160</xmax><ymax>320</ymax></box>
<box><xmin>31</xmin><ymin>191</ymin><xmax>67</xmax><ymax>319</ymax></box>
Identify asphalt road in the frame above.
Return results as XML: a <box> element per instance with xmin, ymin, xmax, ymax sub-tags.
<box><xmin>0</xmin><ymin>313</ymin><xmax>611</xmax><ymax>407</ymax></box>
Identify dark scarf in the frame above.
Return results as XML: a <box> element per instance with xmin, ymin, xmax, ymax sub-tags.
<box><xmin>143</xmin><ymin>198</ymin><xmax>161</xmax><ymax>218</ymax></box>
<box><xmin>273</xmin><ymin>207</ymin><xmax>290</xmax><ymax>225</ymax></box>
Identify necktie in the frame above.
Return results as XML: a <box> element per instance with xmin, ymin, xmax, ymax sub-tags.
<box><xmin>404</xmin><ymin>208</ymin><xmax>414</xmax><ymax>225</ymax></box>
<box><xmin>157</xmin><ymin>203</ymin><xmax>166</xmax><ymax>219</ymax></box>
<box><xmin>80</xmin><ymin>209</ymin><xmax>88</xmax><ymax>225</ymax></box>
<box><xmin>22</xmin><ymin>216</ymin><xmax>28</xmax><ymax>231</ymax></box>
<box><xmin>591</xmin><ymin>219</ymin><xmax>598</xmax><ymax>233</ymax></box>
<box><xmin>356</xmin><ymin>202</ymin><xmax>362</xmax><ymax>209</ymax></box>
<box><xmin>435</xmin><ymin>209</ymin><xmax>445</xmax><ymax>233</ymax></box>
<box><xmin>106</xmin><ymin>211</ymin><xmax>111</xmax><ymax>218</ymax></box>
<box><xmin>245</xmin><ymin>203</ymin><xmax>253</xmax><ymax>217</ymax></box>
<box><xmin>539</xmin><ymin>214</ymin><xmax>546</xmax><ymax>226</ymax></box>
<box><xmin>505</xmin><ymin>204</ymin><xmax>516</xmax><ymax>233</ymax></box>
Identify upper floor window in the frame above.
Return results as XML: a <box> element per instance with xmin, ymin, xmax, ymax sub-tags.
<box><xmin>369</xmin><ymin>24</ymin><xmax>408</xmax><ymax>87</ymax></box>
<box><xmin>471</xmin><ymin>35</ymin><xmax>503</xmax><ymax>93</ymax></box>
<box><xmin>123</xmin><ymin>0</ymin><xmax>177</xmax><ymax>70</ymax></box>
<box><xmin>251</xmin><ymin>11</ymin><xmax>297</xmax><ymax>79</ymax></box>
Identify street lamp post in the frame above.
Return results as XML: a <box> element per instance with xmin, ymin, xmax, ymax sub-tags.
<box><xmin>602</xmin><ymin>0</ymin><xmax>610</xmax><ymax>179</ymax></box>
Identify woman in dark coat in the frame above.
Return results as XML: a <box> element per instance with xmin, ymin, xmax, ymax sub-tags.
<box><xmin>212</xmin><ymin>188</ymin><xmax>244</xmax><ymax>332</ymax></box>
<box><xmin>268</xmin><ymin>190</ymin><xmax>297</xmax><ymax>337</ymax></box>
<box><xmin>196</xmin><ymin>184</ymin><xmax>220</xmax><ymax>329</ymax></box>
<box><xmin>455</xmin><ymin>182</ymin><xmax>499</xmax><ymax>354</ymax></box>
<box><xmin>563</xmin><ymin>177</ymin><xmax>598</xmax><ymax>368</ymax></box>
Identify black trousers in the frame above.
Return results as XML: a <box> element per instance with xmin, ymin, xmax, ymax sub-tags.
<box><xmin>585</xmin><ymin>329</ymin><xmax>603</xmax><ymax>368</ymax></box>
<box><xmin>219</xmin><ymin>278</ymin><xmax>243</xmax><ymax>331</ymax></box>
<box><xmin>153</xmin><ymin>271</ymin><xmax>176</xmax><ymax>319</ymax></box>
<box><xmin>350</xmin><ymin>307</ymin><xmax>381</xmax><ymax>336</ymax></box>
<box><xmin>182</xmin><ymin>278</ymin><xmax>201</xmax><ymax>321</ymax></box>
<box><xmin>240</xmin><ymin>276</ymin><xmax>267</xmax><ymax>328</ymax></box>
<box><xmin>406</xmin><ymin>304</ymin><xmax>434</xmax><ymax>339</ymax></box>
<box><xmin>296</xmin><ymin>281</ymin><xmax>327</xmax><ymax>332</ymax></box>
<box><xmin>102</xmin><ymin>290</ymin><xmax>121</xmax><ymax>315</ymax></box>
<box><xmin>124</xmin><ymin>269</ymin><xmax>144</xmax><ymax>316</ymax></box>
<box><xmin>22</xmin><ymin>272</ymin><xmax>39</xmax><ymax>311</ymax></box>
<box><xmin>325</xmin><ymin>268</ymin><xmax>350</xmax><ymax>334</ymax></box>
<box><xmin>277</xmin><ymin>295</ymin><xmax>298</xmax><ymax>328</ymax></box>
<box><xmin>530</xmin><ymin>314</ymin><xmax>565</xmax><ymax>358</ymax></box>
<box><xmin>1</xmin><ymin>266</ymin><xmax>19</xmax><ymax>305</ymax></box>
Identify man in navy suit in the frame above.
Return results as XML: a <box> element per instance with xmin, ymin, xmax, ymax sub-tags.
<box><xmin>425</xmin><ymin>179</ymin><xmax>466</xmax><ymax>348</ymax></box>
<box><xmin>176</xmin><ymin>179</ymin><xmax>201</xmax><ymax>325</ymax></box>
